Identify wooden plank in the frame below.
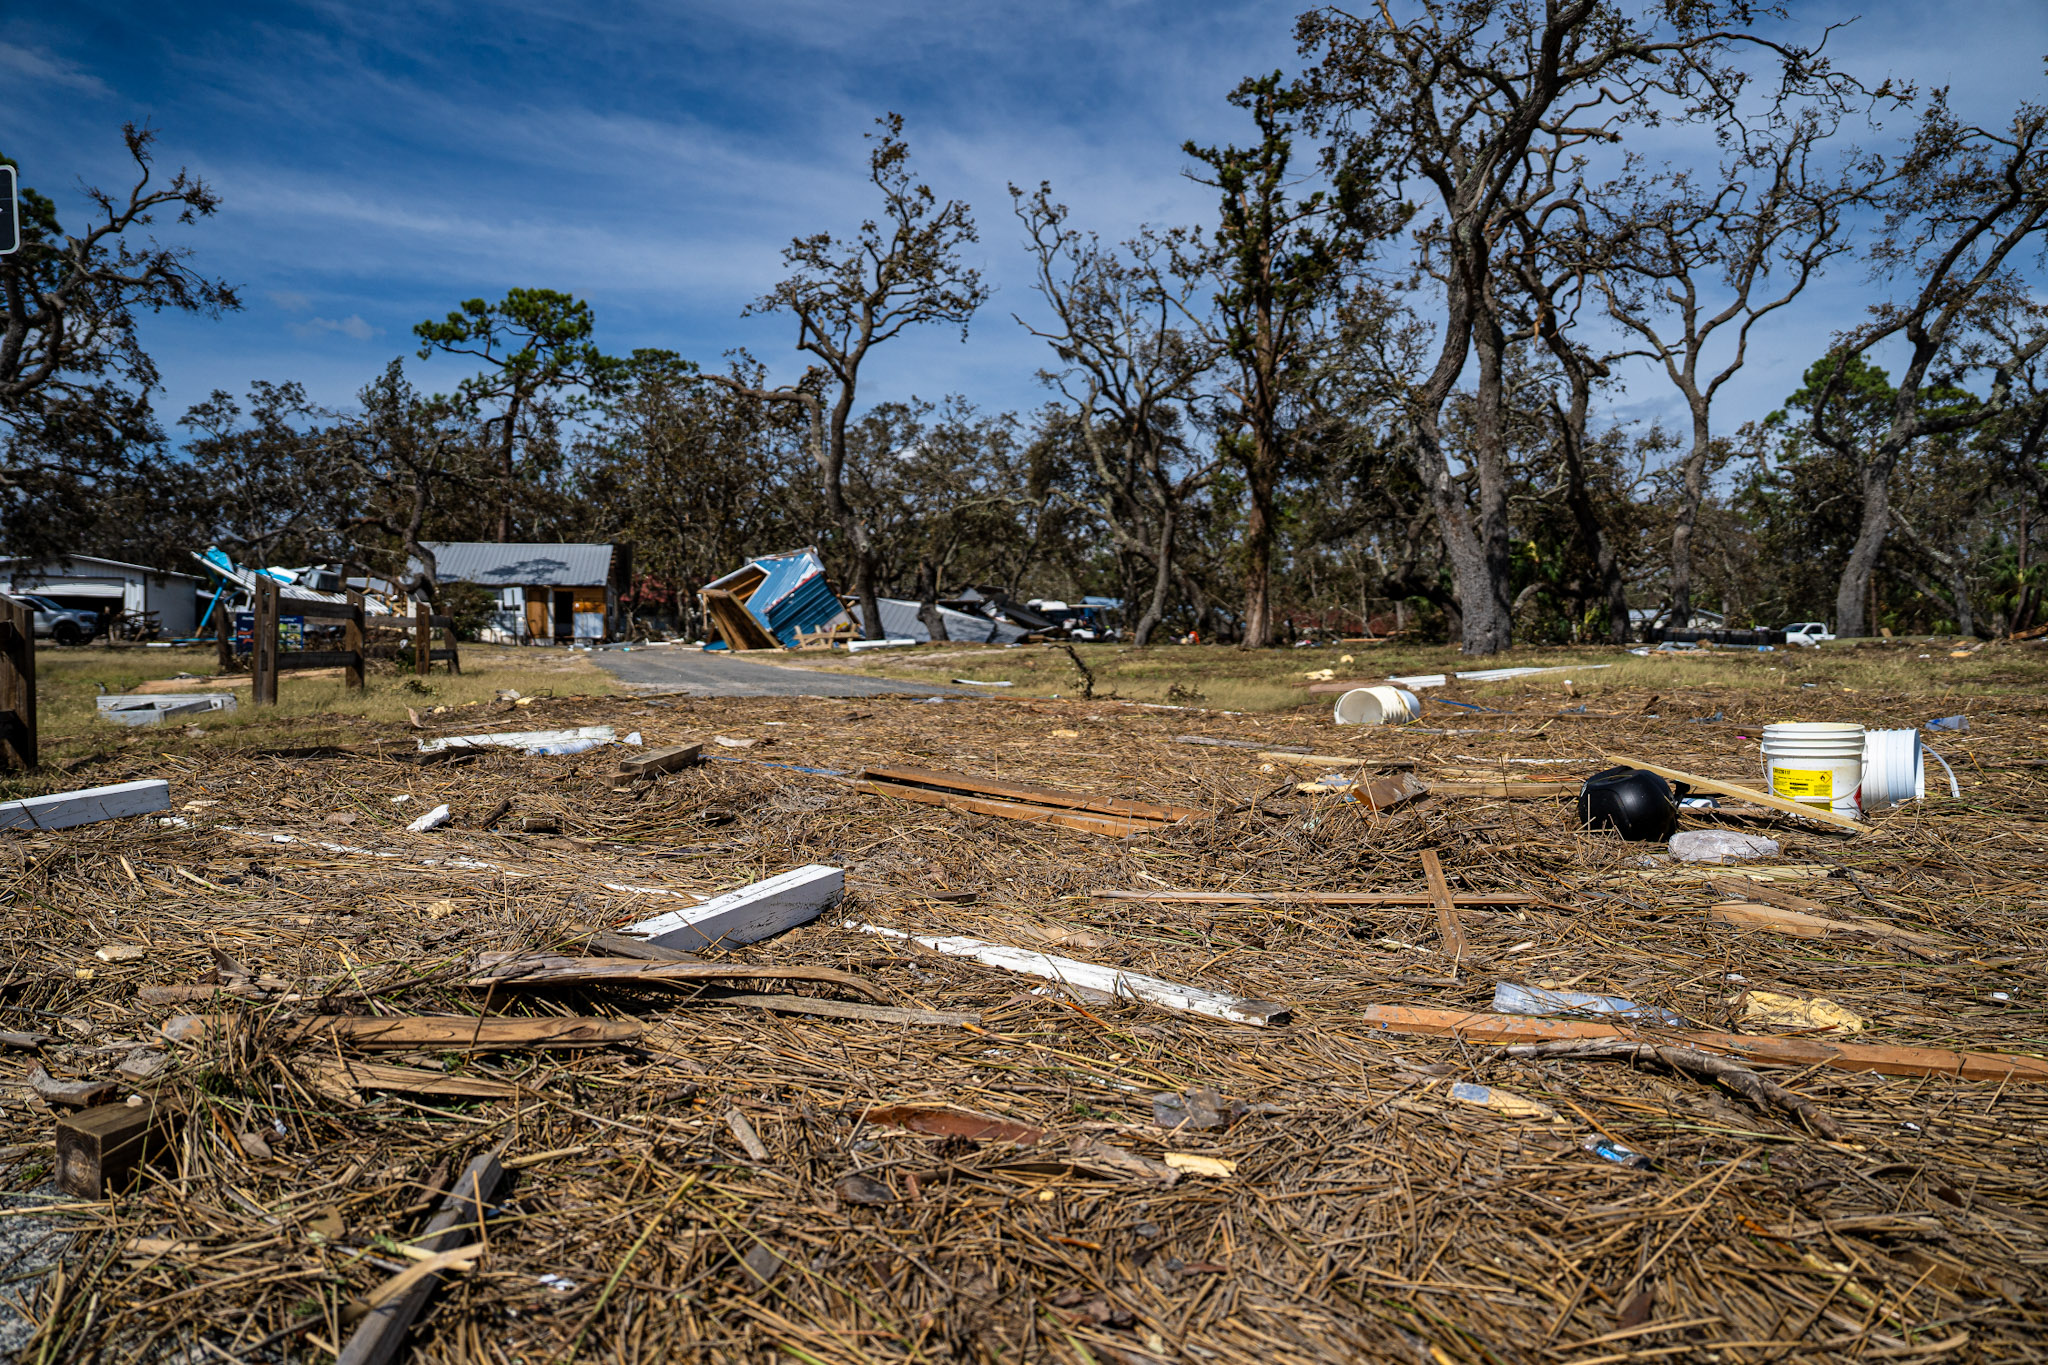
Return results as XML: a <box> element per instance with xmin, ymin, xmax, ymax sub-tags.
<box><xmin>858</xmin><ymin>780</ymin><xmax>1163</xmax><ymax>837</ymax></box>
<box><xmin>618</xmin><ymin>742</ymin><xmax>704</xmax><ymax>776</ymax></box>
<box><xmin>0</xmin><ymin>779</ymin><xmax>171</xmax><ymax>831</ymax></box>
<box><xmin>274</xmin><ymin>650</ymin><xmax>365</xmax><ymax>670</ymax></box>
<box><xmin>414</xmin><ymin>602</ymin><xmax>431</xmax><ymax>676</ymax></box>
<box><xmin>850</xmin><ymin>921</ymin><xmax>1291</xmax><ymax>1027</ymax></box>
<box><xmin>1603</xmin><ymin>752</ymin><xmax>1871</xmax><ymax>832</ymax></box>
<box><xmin>1707</xmin><ymin>902</ymin><xmax>1951</xmax><ymax>958</ymax></box>
<box><xmin>1088</xmin><ymin>889</ymin><xmax>1535</xmax><ymax>906</ymax></box>
<box><xmin>1420</xmin><ymin>850</ymin><xmax>1467</xmax><ymax>962</ymax></box>
<box><xmin>0</xmin><ymin>595</ymin><xmax>34</xmax><ymax>770</ymax></box>
<box><xmin>336</xmin><ymin>1146</ymin><xmax>505</xmax><ymax>1365</ymax></box>
<box><xmin>1353</xmin><ymin>1004</ymin><xmax>2048</xmax><ymax>1082</ymax></box>
<box><xmin>466</xmin><ymin>952</ymin><xmax>890</xmax><ymax>1003</ymax></box>
<box><xmin>281</xmin><ymin>1016</ymin><xmax>644</xmax><ymax>1050</ymax></box>
<box><xmin>624</xmin><ymin>864</ymin><xmax>843</xmax><ymax>951</ymax></box>
<box><xmin>860</xmin><ymin>765</ymin><xmax>1206</xmax><ymax>824</ymax></box>
<box><xmin>57</xmin><ymin>1102</ymin><xmax>176</xmax><ymax>1196</ymax></box>
<box><xmin>1705</xmin><ymin>877</ymin><xmax>1947</xmax><ymax>946</ymax></box>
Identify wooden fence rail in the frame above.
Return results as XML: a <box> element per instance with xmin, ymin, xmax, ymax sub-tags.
<box><xmin>248</xmin><ymin>586</ymin><xmax>458</xmax><ymax>706</ymax></box>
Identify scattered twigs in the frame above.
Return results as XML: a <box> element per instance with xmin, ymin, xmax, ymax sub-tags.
<box><xmin>1505</xmin><ymin>1039</ymin><xmax>1845</xmax><ymax>1138</ymax></box>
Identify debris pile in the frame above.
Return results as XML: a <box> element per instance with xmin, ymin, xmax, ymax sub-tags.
<box><xmin>1</xmin><ymin>682</ymin><xmax>2044</xmax><ymax>1361</ymax></box>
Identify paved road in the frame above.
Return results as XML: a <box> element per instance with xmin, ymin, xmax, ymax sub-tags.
<box><xmin>590</xmin><ymin>646</ymin><xmax>972</xmax><ymax>698</ymax></box>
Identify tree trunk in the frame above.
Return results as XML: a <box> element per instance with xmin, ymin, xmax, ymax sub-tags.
<box><xmin>1240</xmin><ymin>479</ymin><xmax>1275</xmax><ymax>648</ymax></box>
<box><xmin>915</xmin><ymin>557</ymin><xmax>949</xmax><ymax>642</ymax></box>
<box><xmin>1669</xmin><ymin>407</ymin><xmax>1712</xmax><ymax>629</ymax></box>
<box><xmin>1414</xmin><ymin>362</ymin><xmax>1512</xmax><ymax>652</ymax></box>
<box><xmin>496</xmin><ymin>399</ymin><xmax>520</xmax><ymax>542</ymax></box>
<box><xmin>1134</xmin><ymin>509</ymin><xmax>1176</xmax><ymax>646</ymax></box>
<box><xmin>1833</xmin><ymin>455</ymin><xmax>1894</xmax><ymax>638</ymax></box>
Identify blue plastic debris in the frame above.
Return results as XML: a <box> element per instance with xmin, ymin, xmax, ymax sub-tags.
<box><xmin>1492</xmin><ymin>981</ymin><xmax>1686</xmax><ymax>1026</ymax></box>
<box><xmin>1581</xmin><ymin>1133</ymin><xmax>1652</xmax><ymax>1169</ymax></box>
<box><xmin>1926</xmin><ymin>715</ymin><xmax>1968</xmax><ymax>732</ymax></box>
<box><xmin>1429</xmin><ymin>698</ymin><xmax>1502</xmax><ymax>713</ymax></box>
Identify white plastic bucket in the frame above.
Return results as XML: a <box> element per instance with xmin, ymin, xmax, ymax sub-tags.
<box><xmin>1860</xmin><ymin>728</ymin><xmax>1924</xmax><ymax>809</ymax></box>
<box><xmin>1333</xmin><ymin>685</ymin><xmax>1418</xmax><ymax>726</ymax></box>
<box><xmin>1759</xmin><ymin>722</ymin><xmax>1865</xmax><ymax>816</ymax></box>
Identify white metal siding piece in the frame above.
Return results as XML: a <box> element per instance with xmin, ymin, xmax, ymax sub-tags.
<box><xmin>626</xmin><ymin>865</ymin><xmax>844</xmax><ymax>951</ymax></box>
<box><xmin>847</xmin><ymin>922</ymin><xmax>1291</xmax><ymax>1026</ymax></box>
<box><xmin>0</xmin><ymin>779</ymin><xmax>172</xmax><ymax>831</ymax></box>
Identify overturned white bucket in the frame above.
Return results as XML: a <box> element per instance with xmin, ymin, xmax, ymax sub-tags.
<box><xmin>1760</xmin><ymin>722</ymin><xmax>1865</xmax><ymax>817</ymax></box>
<box><xmin>1333</xmin><ymin>685</ymin><xmax>1419</xmax><ymax>726</ymax></box>
<box><xmin>1860</xmin><ymin>728</ymin><xmax>1925</xmax><ymax>809</ymax></box>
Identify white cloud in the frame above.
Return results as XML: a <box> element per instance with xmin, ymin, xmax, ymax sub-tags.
<box><xmin>0</xmin><ymin>43</ymin><xmax>111</xmax><ymax>98</ymax></box>
<box><xmin>289</xmin><ymin>314</ymin><xmax>378</xmax><ymax>341</ymax></box>
<box><xmin>268</xmin><ymin>289</ymin><xmax>312</xmax><ymax>312</ymax></box>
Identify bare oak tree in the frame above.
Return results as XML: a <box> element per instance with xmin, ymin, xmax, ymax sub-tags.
<box><xmin>716</xmin><ymin>114</ymin><xmax>988</xmax><ymax>639</ymax></box>
<box><xmin>1014</xmin><ymin>186</ymin><xmax>1222</xmax><ymax>644</ymax></box>
<box><xmin>1810</xmin><ymin>90</ymin><xmax>2048</xmax><ymax>637</ymax></box>
<box><xmin>1297</xmin><ymin>0</ymin><xmax>1834</xmax><ymax>653</ymax></box>
<box><xmin>1593</xmin><ymin>111</ymin><xmax>1866</xmax><ymax>626</ymax></box>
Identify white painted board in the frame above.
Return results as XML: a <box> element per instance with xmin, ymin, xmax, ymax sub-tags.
<box><xmin>848</xmin><ymin>921</ymin><xmax>1291</xmax><ymax>1026</ymax></box>
<box><xmin>626</xmin><ymin>864</ymin><xmax>843</xmax><ymax>951</ymax></box>
<box><xmin>0</xmin><ymin>779</ymin><xmax>172</xmax><ymax>831</ymax></box>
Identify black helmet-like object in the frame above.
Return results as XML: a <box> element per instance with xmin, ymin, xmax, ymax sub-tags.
<box><xmin>1578</xmin><ymin>765</ymin><xmax>1678</xmax><ymax>842</ymax></box>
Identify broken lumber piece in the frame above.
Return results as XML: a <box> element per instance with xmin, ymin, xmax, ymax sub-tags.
<box><xmin>1353</xmin><ymin>1003</ymin><xmax>2048</xmax><ymax>1082</ymax></box>
<box><xmin>849</xmin><ymin>921</ymin><xmax>1289</xmax><ymax>1026</ymax></box>
<box><xmin>0</xmin><ymin>779</ymin><xmax>171</xmax><ymax>832</ymax></box>
<box><xmin>622</xmin><ymin>864</ymin><xmax>842</xmax><ymax>951</ymax></box>
<box><xmin>1419</xmin><ymin>850</ymin><xmax>1468</xmax><ymax>962</ymax></box>
<box><xmin>860</xmin><ymin>766</ymin><xmax>1206</xmax><ymax>826</ymax></box>
<box><xmin>57</xmin><ymin>1101</ymin><xmax>177</xmax><ymax>1196</ymax></box>
<box><xmin>466</xmin><ymin>952</ymin><xmax>890</xmax><ymax>1002</ymax></box>
<box><xmin>1088</xmin><ymin>888</ymin><xmax>1534</xmax><ymax>906</ymax></box>
<box><xmin>618</xmin><ymin>742</ymin><xmax>703</xmax><ymax>777</ymax></box>
<box><xmin>1708</xmin><ymin>903</ymin><xmax>1951</xmax><ymax>960</ymax></box>
<box><xmin>1706</xmin><ymin>878</ymin><xmax>1948</xmax><ymax>947</ymax></box>
<box><xmin>336</xmin><ymin>1145</ymin><xmax>506</xmax><ymax>1365</ymax></box>
<box><xmin>1602</xmin><ymin>753</ymin><xmax>1870</xmax><ymax>833</ymax></box>
<box><xmin>291</xmin><ymin>1016</ymin><xmax>642</xmax><ymax>1050</ymax></box>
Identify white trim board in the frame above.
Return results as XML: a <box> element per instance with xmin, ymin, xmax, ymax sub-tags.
<box><xmin>0</xmin><ymin>780</ymin><xmax>171</xmax><ymax>831</ymax></box>
<box><xmin>848</xmin><ymin>921</ymin><xmax>1291</xmax><ymax>1027</ymax></box>
<box><xmin>626</xmin><ymin>864</ymin><xmax>843</xmax><ymax>951</ymax></box>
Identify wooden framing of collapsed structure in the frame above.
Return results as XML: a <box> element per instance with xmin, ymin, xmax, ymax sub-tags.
<box><xmin>0</xmin><ymin>593</ymin><xmax>34</xmax><ymax>769</ymax></box>
<box><xmin>246</xmin><ymin>582</ymin><xmax>461</xmax><ymax>707</ymax></box>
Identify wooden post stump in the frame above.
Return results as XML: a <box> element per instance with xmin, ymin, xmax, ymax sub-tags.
<box><xmin>0</xmin><ymin>595</ymin><xmax>35</xmax><ymax>770</ymax></box>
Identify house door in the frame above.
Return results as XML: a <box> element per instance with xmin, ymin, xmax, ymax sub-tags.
<box><xmin>553</xmin><ymin>590</ymin><xmax>575</xmax><ymax>640</ymax></box>
<box><xmin>525</xmin><ymin>594</ymin><xmax>550</xmax><ymax>642</ymax></box>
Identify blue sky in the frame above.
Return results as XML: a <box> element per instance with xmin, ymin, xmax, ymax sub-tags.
<box><xmin>3</xmin><ymin>1</ymin><xmax>2043</xmax><ymax>449</ymax></box>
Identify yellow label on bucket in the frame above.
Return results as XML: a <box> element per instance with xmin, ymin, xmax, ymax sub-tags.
<box><xmin>1772</xmin><ymin>767</ymin><xmax>1833</xmax><ymax>801</ymax></box>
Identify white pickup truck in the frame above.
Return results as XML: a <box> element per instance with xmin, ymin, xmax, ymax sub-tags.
<box><xmin>1781</xmin><ymin>621</ymin><xmax>1835</xmax><ymax>647</ymax></box>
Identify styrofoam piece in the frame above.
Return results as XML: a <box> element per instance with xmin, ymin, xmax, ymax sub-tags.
<box><xmin>625</xmin><ymin>865</ymin><xmax>844</xmax><ymax>951</ymax></box>
<box><xmin>0</xmin><ymin>779</ymin><xmax>172</xmax><ymax>831</ymax></box>
<box><xmin>96</xmin><ymin>693</ymin><xmax>237</xmax><ymax>726</ymax></box>
<box><xmin>418</xmin><ymin>726</ymin><xmax>616</xmax><ymax>755</ymax></box>
<box><xmin>405</xmin><ymin>803</ymin><xmax>452</xmax><ymax>833</ymax></box>
<box><xmin>846</xmin><ymin>638</ymin><xmax>920</xmax><ymax>652</ymax></box>
<box><xmin>847</xmin><ymin>921</ymin><xmax>1291</xmax><ymax>1026</ymax></box>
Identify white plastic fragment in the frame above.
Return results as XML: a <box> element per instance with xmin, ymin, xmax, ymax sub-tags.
<box><xmin>625</xmin><ymin>865</ymin><xmax>844</xmax><ymax>951</ymax></box>
<box><xmin>848</xmin><ymin>922</ymin><xmax>1291</xmax><ymax>1027</ymax></box>
<box><xmin>405</xmin><ymin>803</ymin><xmax>452</xmax><ymax>833</ymax></box>
<box><xmin>0</xmin><ymin>779</ymin><xmax>172</xmax><ymax>831</ymax></box>
<box><xmin>1668</xmin><ymin>830</ymin><xmax>1781</xmax><ymax>864</ymax></box>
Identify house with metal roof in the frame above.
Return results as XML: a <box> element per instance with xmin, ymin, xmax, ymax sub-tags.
<box><xmin>2</xmin><ymin>554</ymin><xmax>207</xmax><ymax>638</ymax></box>
<box><xmin>412</xmin><ymin>542</ymin><xmax>628</xmax><ymax>644</ymax></box>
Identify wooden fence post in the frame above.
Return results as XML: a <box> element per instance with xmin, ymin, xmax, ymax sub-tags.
<box><xmin>344</xmin><ymin>590</ymin><xmax>366</xmax><ymax>693</ymax></box>
<box><xmin>414</xmin><ymin>603</ymin><xmax>431</xmax><ymax>676</ymax></box>
<box><xmin>253</xmin><ymin>577</ymin><xmax>280</xmax><ymax>707</ymax></box>
<box><xmin>215</xmin><ymin>593</ymin><xmax>233</xmax><ymax>674</ymax></box>
<box><xmin>0</xmin><ymin>595</ymin><xmax>36</xmax><ymax>770</ymax></box>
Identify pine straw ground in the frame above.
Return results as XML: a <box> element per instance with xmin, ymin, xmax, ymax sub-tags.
<box><xmin>2</xmin><ymin>677</ymin><xmax>2046</xmax><ymax>1364</ymax></box>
